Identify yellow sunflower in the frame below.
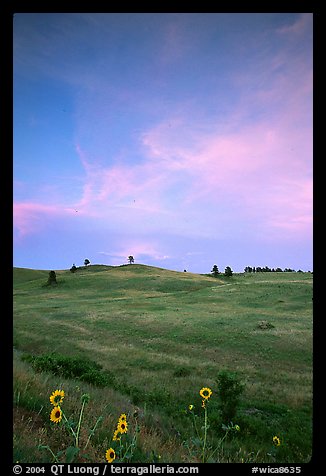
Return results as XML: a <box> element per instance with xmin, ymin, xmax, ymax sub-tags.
<box><xmin>273</xmin><ymin>436</ymin><xmax>281</xmax><ymax>447</ymax></box>
<box><xmin>118</xmin><ymin>413</ymin><xmax>127</xmax><ymax>423</ymax></box>
<box><xmin>117</xmin><ymin>420</ymin><xmax>128</xmax><ymax>434</ymax></box>
<box><xmin>49</xmin><ymin>389</ymin><xmax>65</xmax><ymax>406</ymax></box>
<box><xmin>50</xmin><ymin>406</ymin><xmax>62</xmax><ymax>424</ymax></box>
<box><xmin>105</xmin><ymin>447</ymin><xmax>116</xmax><ymax>463</ymax></box>
<box><xmin>199</xmin><ymin>387</ymin><xmax>212</xmax><ymax>400</ymax></box>
<box><xmin>112</xmin><ymin>429</ymin><xmax>120</xmax><ymax>441</ymax></box>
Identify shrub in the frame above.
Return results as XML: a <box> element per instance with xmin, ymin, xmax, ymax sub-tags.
<box><xmin>22</xmin><ymin>353</ymin><xmax>115</xmax><ymax>388</ymax></box>
<box><xmin>216</xmin><ymin>370</ymin><xmax>244</xmax><ymax>423</ymax></box>
<box><xmin>257</xmin><ymin>320</ymin><xmax>275</xmax><ymax>330</ymax></box>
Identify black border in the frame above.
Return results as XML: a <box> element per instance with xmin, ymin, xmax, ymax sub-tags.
<box><xmin>5</xmin><ymin>3</ymin><xmax>321</xmax><ymax>473</ymax></box>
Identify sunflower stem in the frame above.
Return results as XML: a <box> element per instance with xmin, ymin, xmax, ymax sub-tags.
<box><xmin>191</xmin><ymin>412</ymin><xmax>200</xmax><ymax>440</ymax></box>
<box><xmin>62</xmin><ymin>410</ymin><xmax>77</xmax><ymax>440</ymax></box>
<box><xmin>120</xmin><ymin>426</ymin><xmax>138</xmax><ymax>462</ymax></box>
<box><xmin>202</xmin><ymin>406</ymin><xmax>208</xmax><ymax>463</ymax></box>
<box><xmin>75</xmin><ymin>399</ymin><xmax>86</xmax><ymax>448</ymax></box>
<box><xmin>84</xmin><ymin>416</ymin><xmax>103</xmax><ymax>451</ymax></box>
<box><xmin>40</xmin><ymin>445</ymin><xmax>60</xmax><ymax>463</ymax></box>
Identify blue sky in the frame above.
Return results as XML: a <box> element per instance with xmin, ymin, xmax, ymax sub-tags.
<box><xmin>13</xmin><ymin>13</ymin><xmax>313</xmax><ymax>273</ymax></box>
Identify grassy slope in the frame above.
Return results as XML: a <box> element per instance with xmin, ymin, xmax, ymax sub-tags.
<box><xmin>13</xmin><ymin>265</ymin><xmax>313</xmax><ymax>463</ymax></box>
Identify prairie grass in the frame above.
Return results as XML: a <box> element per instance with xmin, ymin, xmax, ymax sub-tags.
<box><xmin>13</xmin><ymin>265</ymin><xmax>312</xmax><ymax>462</ymax></box>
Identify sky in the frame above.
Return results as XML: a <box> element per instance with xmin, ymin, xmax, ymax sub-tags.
<box><xmin>13</xmin><ymin>13</ymin><xmax>313</xmax><ymax>273</ymax></box>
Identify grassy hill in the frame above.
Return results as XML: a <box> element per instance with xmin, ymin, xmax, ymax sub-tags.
<box><xmin>13</xmin><ymin>264</ymin><xmax>313</xmax><ymax>463</ymax></box>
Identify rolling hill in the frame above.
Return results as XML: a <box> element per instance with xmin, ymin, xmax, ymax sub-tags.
<box><xmin>13</xmin><ymin>264</ymin><xmax>313</xmax><ymax>463</ymax></box>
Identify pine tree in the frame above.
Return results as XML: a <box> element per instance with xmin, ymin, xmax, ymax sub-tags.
<box><xmin>224</xmin><ymin>266</ymin><xmax>233</xmax><ymax>277</ymax></box>
<box><xmin>211</xmin><ymin>264</ymin><xmax>220</xmax><ymax>277</ymax></box>
<box><xmin>47</xmin><ymin>270</ymin><xmax>57</xmax><ymax>286</ymax></box>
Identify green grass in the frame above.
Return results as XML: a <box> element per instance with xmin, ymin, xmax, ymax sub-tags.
<box><xmin>13</xmin><ymin>264</ymin><xmax>313</xmax><ymax>463</ymax></box>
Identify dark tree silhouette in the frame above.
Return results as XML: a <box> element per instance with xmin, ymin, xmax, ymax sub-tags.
<box><xmin>47</xmin><ymin>270</ymin><xmax>57</xmax><ymax>286</ymax></box>
<box><xmin>224</xmin><ymin>266</ymin><xmax>233</xmax><ymax>277</ymax></box>
<box><xmin>211</xmin><ymin>265</ymin><xmax>220</xmax><ymax>277</ymax></box>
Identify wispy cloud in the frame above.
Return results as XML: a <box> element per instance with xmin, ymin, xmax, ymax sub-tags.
<box><xmin>13</xmin><ymin>202</ymin><xmax>77</xmax><ymax>239</ymax></box>
<box><xmin>139</xmin><ymin>109</ymin><xmax>312</xmax><ymax>234</ymax></box>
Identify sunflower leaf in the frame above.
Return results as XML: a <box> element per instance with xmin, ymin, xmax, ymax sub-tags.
<box><xmin>190</xmin><ymin>437</ymin><xmax>202</xmax><ymax>447</ymax></box>
<box><xmin>65</xmin><ymin>446</ymin><xmax>80</xmax><ymax>463</ymax></box>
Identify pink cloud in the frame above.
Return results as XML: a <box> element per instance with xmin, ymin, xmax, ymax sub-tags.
<box><xmin>74</xmin><ymin>143</ymin><xmax>176</xmax><ymax>218</ymax></box>
<box><xmin>139</xmin><ymin>114</ymin><xmax>312</xmax><ymax>239</ymax></box>
<box><xmin>13</xmin><ymin>202</ymin><xmax>78</xmax><ymax>239</ymax></box>
<box><xmin>259</xmin><ymin>177</ymin><xmax>313</xmax><ymax>236</ymax></box>
<box><xmin>72</xmin><ymin>102</ymin><xmax>312</xmax><ymax>241</ymax></box>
